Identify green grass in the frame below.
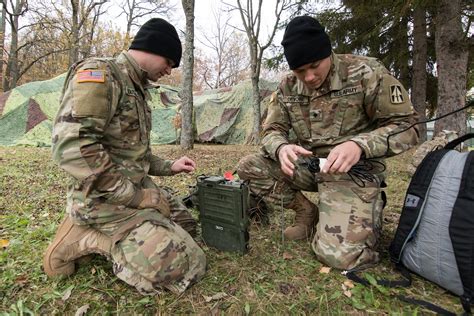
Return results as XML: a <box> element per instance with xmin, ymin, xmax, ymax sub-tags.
<box><xmin>0</xmin><ymin>145</ymin><xmax>462</xmax><ymax>314</ymax></box>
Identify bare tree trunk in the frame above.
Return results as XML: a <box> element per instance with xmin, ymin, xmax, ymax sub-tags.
<box><xmin>68</xmin><ymin>0</ymin><xmax>79</xmax><ymax>66</ymax></box>
<box><xmin>180</xmin><ymin>0</ymin><xmax>194</xmax><ymax>150</ymax></box>
<box><xmin>249</xmin><ymin>43</ymin><xmax>261</xmax><ymax>144</ymax></box>
<box><xmin>434</xmin><ymin>0</ymin><xmax>469</xmax><ymax>136</ymax></box>
<box><xmin>0</xmin><ymin>1</ymin><xmax>5</xmax><ymax>93</ymax></box>
<box><xmin>234</xmin><ymin>0</ymin><xmax>290</xmax><ymax>144</ymax></box>
<box><xmin>398</xmin><ymin>15</ymin><xmax>410</xmax><ymax>90</ymax></box>
<box><xmin>412</xmin><ymin>5</ymin><xmax>428</xmax><ymax>141</ymax></box>
<box><xmin>3</xmin><ymin>0</ymin><xmax>25</xmax><ymax>91</ymax></box>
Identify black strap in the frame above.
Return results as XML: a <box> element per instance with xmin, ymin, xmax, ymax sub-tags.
<box><xmin>346</xmin><ymin>264</ymin><xmax>412</xmax><ymax>288</ymax></box>
<box><xmin>462</xmin><ymin>296</ymin><xmax>473</xmax><ymax>315</ymax></box>
<box><xmin>347</xmin><ymin>265</ymin><xmax>461</xmax><ymax>315</ymax></box>
<box><xmin>449</xmin><ymin>152</ymin><xmax>474</xmax><ymax>309</ymax></box>
<box><xmin>395</xmin><ymin>295</ymin><xmax>457</xmax><ymax>315</ymax></box>
<box><xmin>445</xmin><ymin>133</ymin><xmax>474</xmax><ymax>150</ymax></box>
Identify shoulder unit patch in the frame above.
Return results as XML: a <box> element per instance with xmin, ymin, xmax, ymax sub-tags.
<box><xmin>77</xmin><ymin>70</ymin><xmax>105</xmax><ymax>83</ymax></box>
<box><xmin>390</xmin><ymin>84</ymin><xmax>404</xmax><ymax>104</ymax></box>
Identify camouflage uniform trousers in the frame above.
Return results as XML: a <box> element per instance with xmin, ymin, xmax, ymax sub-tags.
<box><xmin>91</xmin><ymin>187</ymin><xmax>206</xmax><ymax>295</ymax></box>
<box><xmin>237</xmin><ymin>153</ymin><xmax>385</xmax><ymax>270</ymax></box>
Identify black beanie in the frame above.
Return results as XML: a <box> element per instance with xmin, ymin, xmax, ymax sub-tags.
<box><xmin>130</xmin><ymin>18</ymin><xmax>182</xmax><ymax>68</ymax></box>
<box><xmin>281</xmin><ymin>16</ymin><xmax>331</xmax><ymax>70</ymax></box>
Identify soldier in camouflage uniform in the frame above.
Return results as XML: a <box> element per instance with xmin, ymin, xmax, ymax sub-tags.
<box><xmin>237</xmin><ymin>16</ymin><xmax>419</xmax><ymax>270</ymax></box>
<box><xmin>43</xmin><ymin>18</ymin><xmax>206</xmax><ymax>294</ymax></box>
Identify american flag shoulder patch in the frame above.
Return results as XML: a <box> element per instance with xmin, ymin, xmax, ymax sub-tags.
<box><xmin>76</xmin><ymin>70</ymin><xmax>105</xmax><ymax>83</ymax></box>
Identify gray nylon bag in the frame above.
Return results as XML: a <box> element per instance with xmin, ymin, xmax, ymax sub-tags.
<box><xmin>401</xmin><ymin>150</ymin><xmax>469</xmax><ymax>295</ymax></box>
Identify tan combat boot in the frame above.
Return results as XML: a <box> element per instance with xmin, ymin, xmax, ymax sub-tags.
<box><xmin>284</xmin><ymin>192</ymin><xmax>318</xmax><ymax>241</ymax></box>
<box><xmin>43</xmin><ymin>216</ymin><xmax>112</xmax><ymax>277</ymax></box>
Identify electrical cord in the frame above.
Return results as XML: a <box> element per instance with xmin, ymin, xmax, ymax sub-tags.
<box><xmin>378</xmin><ymin>100</ymin><xmax>473</xmax><ymax>160</ymax></box>
<box><xmin>302</xmin><ymin>101</ymin><xmax>473</xmax><ymax>187</ymax></box>
<box><xmin>304</xmin><ymin>156</ymin><xmax>386</xmax><ymax>187</ymax></box>
<box><xmin>347</xmin><ymin>159</ymin><xmax>386</xmax><ymax>187</ymax></box>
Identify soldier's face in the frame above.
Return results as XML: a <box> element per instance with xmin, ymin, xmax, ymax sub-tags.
<box><xmin>146</xmin><ymin>54</ymin><xmax>174</xmax><ymax>81</ymax></box>
<box><xmin>292</xmin><ymin>56</ymin><xmax>332</xmax><ymax>89</ymax></box>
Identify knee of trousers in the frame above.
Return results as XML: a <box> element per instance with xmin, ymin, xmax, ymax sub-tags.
<box><xmin>236</xmin><ymin>153</ymin><xmax>271</xmax><ymax>181</ymax></box>
<box><xmin>312</xmin><ymin>235</ymin><xmax>380</xmax><ymax>270</ymax></box>
<box><xmin>311</xmin><ymin>183</ymin><xmax>383</xmax><ymax>270</ymax></box>
<box><xmin>111</xmin><ymin>221</ymin><xmax>206</xmax><ymax>290</ymax></box>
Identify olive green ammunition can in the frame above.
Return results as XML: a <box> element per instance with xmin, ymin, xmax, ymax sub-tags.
<box><xmin>197</xmin><ymin>176</ymin><xmax>249</xmax><ymax>254</ymax></box>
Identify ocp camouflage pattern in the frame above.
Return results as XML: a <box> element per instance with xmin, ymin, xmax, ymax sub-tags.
<box><xmin>237</xmin><ymin>153</ymin><xmax>385</xmax><ymax>270</ymax></box>
<box><xmin>239</xmin><ymin>53</ymin><xmax>418</xmax><ymax>270</ymax></box>
<box><xmin>52</xmin><ymin>51</ymin><xmax>206</xmax><ymax>293</ymax></box>
<box><xmin>52</xmin><ymin>52</ymin><xmax>176</xmax><ymax>226</ymax></box>
<box><xmin>261</xmin><ymin>53</ymin><xmax>419</xmax><ymax>160</ymax></box>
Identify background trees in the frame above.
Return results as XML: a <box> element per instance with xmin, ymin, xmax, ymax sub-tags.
<box><xmin>180</xmin><ymin>0</ymin><xmax>195</xmax><ymax>150</ymax></box>
<box><xmin>0</xmin><ymin>0</ymin><xmax>471</xmax><ymax>140</ymax></box>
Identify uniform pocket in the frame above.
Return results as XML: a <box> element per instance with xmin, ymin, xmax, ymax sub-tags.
<box><xmin>338</xmin><ymin>94</ymin><xmax>367</xmax><ymax>136</ymax></box>
<box><xmin>285</xmin><ymin>102</ymin><xmax>311</xmax><ymax>140</ymax></box>
<box><xmin>119</xmin><ymin>89</ymin><xmax>148</xmax><ymax>144</ymax></box>
<box><xmin>309</xmin><ymin>98</ymin><xmax>343</xmax><ymax>140</ymax></box>
<box><xmin>347</xmin><ymin>186</ymin><xmax>382</xmax><ymax>246</ymax></box>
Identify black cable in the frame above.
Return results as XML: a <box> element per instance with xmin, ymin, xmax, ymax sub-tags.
<box><xmin>377</xmin><ymin>100</ymin><xmax>474</xmax><ymax>160</ymax></box>
<box><xmin>305</xmin><ymin>156</ymin><xmax>386</xmax><ymax>187</ymax></box>
<box><xmin>347</xmin><ymin>159</ymin><xmax>386</xmax><ymax>187</ymax></box>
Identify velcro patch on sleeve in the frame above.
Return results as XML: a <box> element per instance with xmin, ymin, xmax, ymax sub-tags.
<box><xmin>71</xmin><ymin>75</ymin><xmax>110</xmax><ymax>118</ymax></box>
<box><xmin>77</xmin><ymin>70</ymin><xmax>105</xmax><ymax>83</ymax></box>
<box><xmin>377</xmin><ymin>74</ymin><xmax>413</xmax><ymax>117</ymax></box>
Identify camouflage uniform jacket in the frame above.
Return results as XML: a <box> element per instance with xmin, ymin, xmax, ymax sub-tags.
<box><xmin>261</xmin><ymin>53</ymin><xmax>419</xmax><ymax>160</ymax></box>
<box><xmin>52</xmin><ymin>51</ymin><xmax>174</xmax><ymax>225</ymax></box>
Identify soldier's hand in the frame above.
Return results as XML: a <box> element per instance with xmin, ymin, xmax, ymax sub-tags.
<box><xmin>278</xmin><ymin>144</ymin><xmax>312</xmax><ymax>177</ymax></box>
<box><xmin>171</xmin><ymin>156</ymin><xmax>196</xmax><ymax>174</ymax></box>
<box><xmin>134</xmin><ymin>188</ymin><xmax>171</xmax><ymax>217</ymax></box>
<box><xmin>322</xmin><ymin>141</ymin><xmax>362</xmax><ymax>174</ymax></box>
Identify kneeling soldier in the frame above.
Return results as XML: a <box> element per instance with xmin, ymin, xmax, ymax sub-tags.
<box><xmin>44</xmin><ymin>18</ymin><xmax>206</xmax><ymax>294</ymax></box>
<box><xmin>237</xmin><ymin>16</ymin><xmax>419</xmax><ymax>270</ymax></box>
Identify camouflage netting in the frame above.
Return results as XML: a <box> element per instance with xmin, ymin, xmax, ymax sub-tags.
<box><xmin>0</xmin><ymin>74</ymin><xmax>278</xmax><ymax>147</ymax></box>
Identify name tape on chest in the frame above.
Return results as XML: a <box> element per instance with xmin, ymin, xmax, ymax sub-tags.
<box><xmin>331</xmin><ymin>85</ymin><xmax>362</xmax><ymax>98</ymax></box>
<box><xmin>77</xmin><ymin>70</ymin><xmax>105</xmax><ymax>83</ymax></box>
<box><xmin>282</xmin><ymin>95</ymin><xmax>310</xmax><ymax>103</ymax></box>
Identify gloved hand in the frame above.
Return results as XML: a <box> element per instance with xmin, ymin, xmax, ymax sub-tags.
<box><xmin>128</xmin><ymin>188</ymin><xmax>170</xmax><ymax>217</ymax></box>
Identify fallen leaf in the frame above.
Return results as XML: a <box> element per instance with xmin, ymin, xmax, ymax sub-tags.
<box><xmin>62</xmin><ymin>286</ymin><xmax>74</xmax><ymax>301</ymax></box>
<box><xmin>15</xmin><ymin>275</ymin><xmax>28</xmax><ymax>286</ymax></box>
<box><xmin>282</xmin><ymin>251</ymin><xmax>293</xmax><ymax>260</ymax></box>
<box><xmin>319</xmin><ymin>266</ymin><xmax>331</xmax><ymax>274</ymax></box>
<box><xmin>244</xmin><ymin>302</ymin><xmax>251</xmax><ymax>315</ymax></box>
<box><xmin>203</xmin><ymin>292</ymin><xmax>228</xmax><ymax>303</ymax></box>
<box><xmin>344</xmin><ymin>280</ymin><xmax>355</xmax><ymax>289</ymax></box>
<box><xmin>91</xmin><ymin>267</ymin><xmax>96</xmax><ymax>275</ymax></box>
<box><xmin>0</xmin><ymin>239</ymin><xmax>9</xmax><ymax>249</ymax></box>
<box><xmin>75</xmin><ymin>304</ymin><xmax>90</xmax><ymax>316</ymax></box>
<box><xmin>343</xmin><ymin>290</ymin><xmax>352</xmax><ymax>298</ymax></box>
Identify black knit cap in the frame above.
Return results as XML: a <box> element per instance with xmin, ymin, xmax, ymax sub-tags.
<box><xmin>281</xmin><ymin>16</ymin><xmax>331</xmax><ymax>70</ymax></box>
<box><xmin>130</xmin><ymin>18</ymin><xmax>182</xmax><ymax>68</ymax></box>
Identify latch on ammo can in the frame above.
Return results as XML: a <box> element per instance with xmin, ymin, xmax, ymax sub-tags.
<box><xmin>197</xmin><ymin>176</ymin><xmax>249</xmax><ymax>254</ymax></box>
